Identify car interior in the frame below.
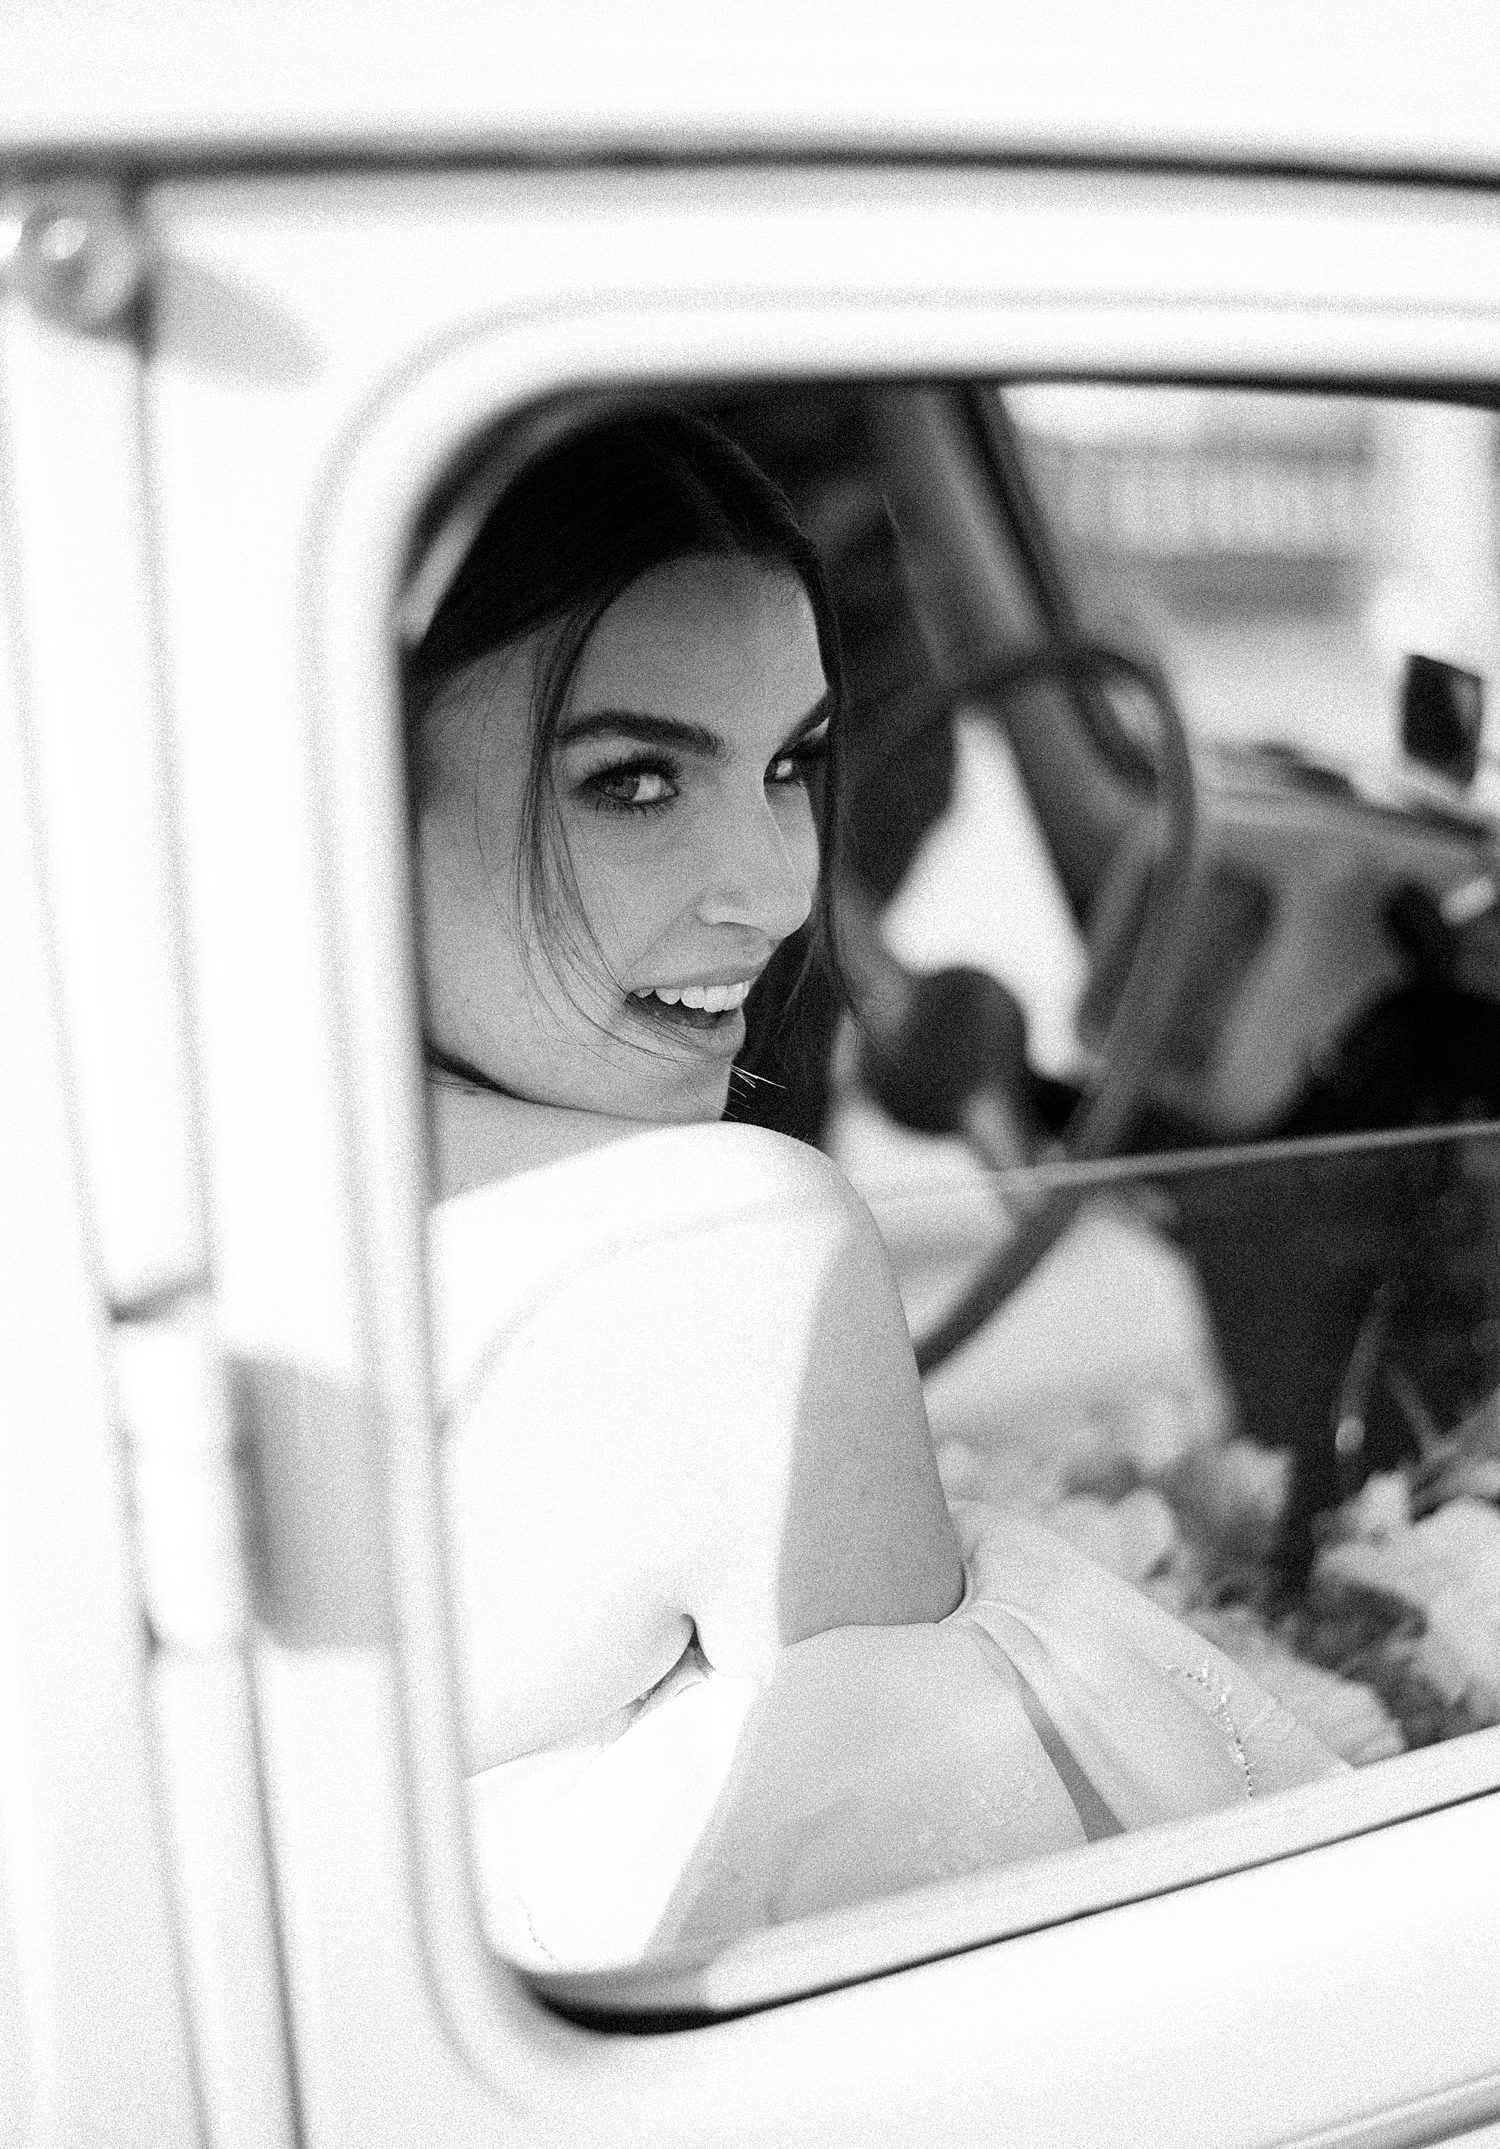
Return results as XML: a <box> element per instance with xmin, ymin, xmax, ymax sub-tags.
<box><xmin>399</xmin><ymin>373</ymin><xmax>1500</xmax><ymax>2021</ymax></box>
<box><xmin>734</xmin><ymin>376</ymin><xmax>1500</xmax><ymax>1711</ymax></box>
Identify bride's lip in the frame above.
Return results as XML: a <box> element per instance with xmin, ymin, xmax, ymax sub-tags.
<box><xmin>628</xmin><ymin>966</ymin><xmax>765</xmax><ymax>995</ymax></box>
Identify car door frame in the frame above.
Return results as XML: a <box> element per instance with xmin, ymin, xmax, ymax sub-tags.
<box><xmin>132</xmin><ymin>159</ymin><xmax>1500</xmax><ymax>2148</ymax></box>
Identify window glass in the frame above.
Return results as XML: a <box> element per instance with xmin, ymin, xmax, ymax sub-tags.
<box><xmin>866</xmin><ymin>1128</ymin><xmax>1500</xmax><ymax>1763</ymax></box>
<box><xmin>404</xmin><ymin>382</ymin><xmax>1500</xmax><ymax>2007</ymax></box>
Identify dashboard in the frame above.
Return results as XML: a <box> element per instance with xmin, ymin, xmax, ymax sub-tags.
<box><xmin>1081</xmin><ymin>740</ymin><xmax>1500</xmax><ymax>1138</ymax></box>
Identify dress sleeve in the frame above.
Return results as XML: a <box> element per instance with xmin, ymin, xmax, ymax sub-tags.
<box><xmin>468</xmin><ymin>1502</ymin><xmax>1345</xmax><ymax>1973</ymax></box>
<box><xmin>949</xmin><ymin>1500</ymin><xmax>1349</xmax><ymax>1821</ymax></box>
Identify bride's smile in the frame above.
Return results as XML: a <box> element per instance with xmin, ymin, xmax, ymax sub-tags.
<box><xmin>414</xmin><ymin>553</ymin><xmax>831</xmax><ymax>1127</ymax></box>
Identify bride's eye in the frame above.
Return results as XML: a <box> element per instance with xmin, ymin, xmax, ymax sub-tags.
<box><xmin>767</xmin><ymin>726</ymin><xmax>830</xmax><ymax>788</ymax></box>
<box><xmin>583</xmin><ymin>762</ymin><xmax>678</xmax><ymax>813</ymax></box>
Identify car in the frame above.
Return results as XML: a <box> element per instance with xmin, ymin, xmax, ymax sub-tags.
<box><xmin>4</xmin><ymin>6</ymin><xmax>1500</xmax><ymax>2145</ymax></box>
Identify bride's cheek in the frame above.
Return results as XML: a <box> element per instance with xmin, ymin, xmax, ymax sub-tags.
<box><xmin>784</xmin><ymin>795</ymin><xmax>822</xmax><ymax>891</ymax></box>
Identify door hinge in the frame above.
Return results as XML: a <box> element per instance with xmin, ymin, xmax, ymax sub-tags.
<box><xmin>114</xmin><ymin>1301</ymin><xmax>257</xmax><ymax>1650</ymax></box>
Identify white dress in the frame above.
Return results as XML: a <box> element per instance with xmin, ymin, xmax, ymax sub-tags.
<box><xmin>432</xmin><ymin>1133</ymin><xmax>1344</xmax><ymax>1974</ymax></box>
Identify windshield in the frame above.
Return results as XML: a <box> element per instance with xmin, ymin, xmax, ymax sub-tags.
<box><xmin>1003</xmin><ymin>384</ymin><xmax>1500</xmax><ymax>789</ymax></box>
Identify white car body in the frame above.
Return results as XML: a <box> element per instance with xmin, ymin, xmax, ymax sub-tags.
<box><xmin>4</xmin><ymin>6</ymin><xmax>1500</xmax><ymax>2144</ymax></box>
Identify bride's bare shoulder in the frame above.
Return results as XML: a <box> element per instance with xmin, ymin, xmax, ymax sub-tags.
<box><xmin>429</xmin><ymin>1082</ymin><xmax>851</xmax><ymax>1214</ymax></box>
<box><xmin>436</xmin><ymin>1103</ymin><xmax>960</xmax><ymax>1770</ymax></box>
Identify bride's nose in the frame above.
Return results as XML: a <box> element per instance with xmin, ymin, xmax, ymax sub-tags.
<box><xmin>693</xmin><ymin>792</ymin><xmax>815</xmax><ymax>942</ymax></box>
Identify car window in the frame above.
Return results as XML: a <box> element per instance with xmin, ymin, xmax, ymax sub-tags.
<box><xmin>880</xmin><ymin>384</ymin><xmax>1500</xmax><ymax>1149</ymax></box>
<box><xmin>862</xmin><ymin>1128</ymin><xmax>1500</xmax><ymax>1751</ymax></box>
<box><xmin>402</xmin><ymin>379</ymin><xmax>1500</xmax><ymax>2017</ymax></box>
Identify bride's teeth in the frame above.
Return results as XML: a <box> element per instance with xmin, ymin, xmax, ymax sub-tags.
<box><xmin>634</xmin><ymin>979</ymin><xmax>753</xmax><ymax>1011</ymax></box>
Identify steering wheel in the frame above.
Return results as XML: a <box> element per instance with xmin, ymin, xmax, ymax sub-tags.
<box><xmin>842</xmin><ymin>642</ymin><xmax>1200</xmax><ymax>1377</ymax></box>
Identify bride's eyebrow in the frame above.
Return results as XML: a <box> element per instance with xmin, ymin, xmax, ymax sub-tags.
<box><xmin>556</xmin><ymin>711</ymin><xmax>726</xmax><ymax>758</ymax></box>
<box><xmin>557</xmin><ymin>690</ymin><xmax>831</xmax><ymax>760</ymax></box>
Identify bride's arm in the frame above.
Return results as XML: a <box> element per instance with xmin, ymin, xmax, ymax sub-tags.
<box><xmin>442</xmin><ymin>1125</ymin><xmax>963</xmax><ymax>1773</ymax></box>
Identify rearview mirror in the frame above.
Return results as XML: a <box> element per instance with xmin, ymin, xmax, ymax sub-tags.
<box><xmin>1401</xmin><ymin>651</ymin><xmax>1484</xmax><ymax>786</ymax></box>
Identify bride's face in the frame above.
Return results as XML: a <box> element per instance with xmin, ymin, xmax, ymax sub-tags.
<box><xmin>414</xmin><ymin>555</ymin><xmax>829</xmax><ymax>1123</ymax></box>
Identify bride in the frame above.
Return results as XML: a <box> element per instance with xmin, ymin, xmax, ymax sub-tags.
<box><xmin>405</xmin><ymin>406</ymin><xmax>1341</xmax><ymax>1969</ymax></box>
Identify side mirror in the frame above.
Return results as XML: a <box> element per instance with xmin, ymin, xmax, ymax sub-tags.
<box><xmin>1401</xmin><ymin>653</ymin><xmax>1484</xmax><ymax>787</ymax></box>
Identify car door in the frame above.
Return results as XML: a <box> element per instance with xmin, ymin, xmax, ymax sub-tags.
<box><xmin>111</xmin><ymin>157</ymin><xmax>1500</xmax><ymax>2149</ymax></box>
<box><xmin>0</xmin><ymin>192</ymin><xmax>293</xmax><ymax>2146</ymax></box>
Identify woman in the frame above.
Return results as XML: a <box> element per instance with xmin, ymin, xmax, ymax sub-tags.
<box><xmin>407</xmin><ymin>409</ymin><xmax>1341</xmax><ymax>1969</ymax></box>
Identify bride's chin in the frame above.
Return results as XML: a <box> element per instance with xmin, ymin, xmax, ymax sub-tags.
<box><xmin>611</xmin><ymin>1053</ymin><xmax>735</xmax><ymax>1125</ymax></box>
<box><xmin>620</xmin><ymin>1067</ymin><xmax>733</xmax><ymax>1125</ymax></box>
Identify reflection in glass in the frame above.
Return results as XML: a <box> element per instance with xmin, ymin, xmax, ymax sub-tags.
<box><xmin>849</xmin><ymin>1126</ymin><xmax>1500</xmax><ymax>1773</ymax></box>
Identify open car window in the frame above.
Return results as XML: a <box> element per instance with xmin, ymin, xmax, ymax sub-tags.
<box><xmin>875</xmin><ymin>387</ymin><xmax>1500</xmax><ymax>1145</ymax></box>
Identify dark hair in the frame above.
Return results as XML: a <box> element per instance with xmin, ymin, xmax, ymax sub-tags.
<box><xmin>403</xmin><ymin>405</ymin><xmax>846</xmax><ymax>1079</ymax></box>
